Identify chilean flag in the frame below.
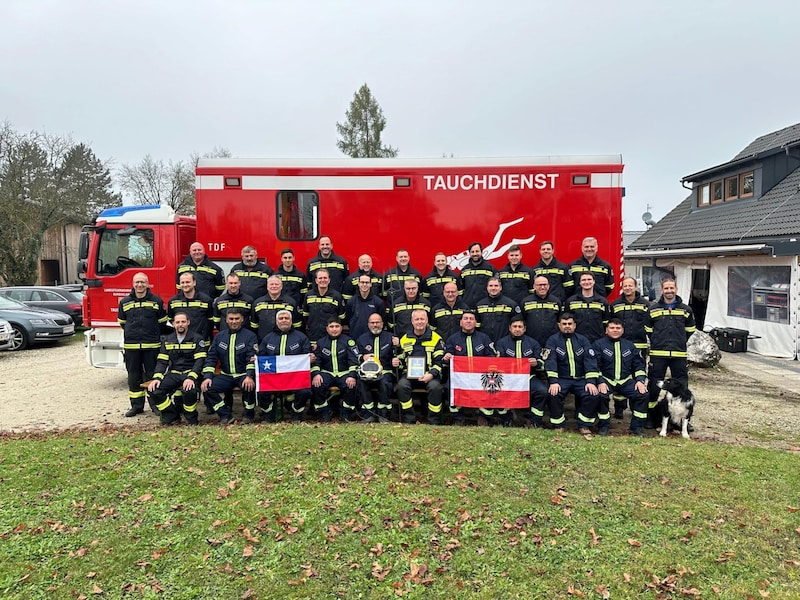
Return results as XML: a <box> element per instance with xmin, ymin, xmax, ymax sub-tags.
<box><xmin>450</xmin><ymin>356</ymin><xmax>529</xmax><ymax>409</ymax></box>
<box><xmin>256</xmin><ymin>355</ymin><xmax>311</xmax><ymax>392</ymax></box>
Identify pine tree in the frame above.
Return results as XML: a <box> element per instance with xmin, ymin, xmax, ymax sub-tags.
<box><xmin>336</xmin><ymin>84</ymin><xmax>398</xmax><ymax>158</ymax></box>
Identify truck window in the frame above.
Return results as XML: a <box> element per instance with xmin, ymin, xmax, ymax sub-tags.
<box><xmin>96</xmin><ymin>228</ymin><xmax>155</xmax><ymax>274</ymax></box>
<box><xmin>277</xmin><ymin>191</ymin><xmax>318</xmax><ymax>241</ymax></box>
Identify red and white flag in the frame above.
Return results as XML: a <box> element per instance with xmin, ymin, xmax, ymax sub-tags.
<box><xmin>449</xmin><ymin>356</ymin><xmax>529</xmax><ymax>409</ymax></box>
<box><xmin>256</xmin><ymin>355</ymin><xmax>311</xmax><ymax>392</ymax></box>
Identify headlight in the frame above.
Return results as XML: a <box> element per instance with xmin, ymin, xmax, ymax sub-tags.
<box><xmin>29</xmin><ymin>319</ymin><xmax>58</xmax><ymax>326</ymax></box>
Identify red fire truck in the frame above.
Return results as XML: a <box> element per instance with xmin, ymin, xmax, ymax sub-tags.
<box><xmin>80</xmin><ymin>156</ymin><xmax>624</xmax><ymax>368</ymax></box>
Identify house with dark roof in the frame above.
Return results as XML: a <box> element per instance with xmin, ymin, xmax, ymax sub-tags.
<box><xmin>627</xmin><ymin>122</ymin><xmax>800</xmax><ymax>358</ymax></box>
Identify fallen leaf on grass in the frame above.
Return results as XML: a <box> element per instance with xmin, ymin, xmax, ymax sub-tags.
<box><xmin>137</xmin><ymin>493</ymin><xmax>152</xmax><ymax>502</ymax></box>
<box><xmin>589</xmin><ymin>527</ymin><xmax>600</xmax><ymax>546</ymax></box>
<box><xmin>242</xmin><ymin>545</ymin><xmax>254</xmax><ymax>557</ymax></box>
<box><xmin>92</xmin><ymin>584</ymin><xmax>103</xmax><ymax>594</ymax></box>
<box><xmin>627</xmin><ymin>538</ymin><xmax>642</xmax><ymax>547</ymax></box>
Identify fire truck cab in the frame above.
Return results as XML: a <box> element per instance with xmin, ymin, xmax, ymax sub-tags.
<box><xmin>79</xmin><ymin>205</ymin><xmax>196</xmax><ymax>368</ymax></box>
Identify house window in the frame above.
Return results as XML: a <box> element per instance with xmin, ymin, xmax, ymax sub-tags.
<box><xmin>727</xmin><ymin>265</ymin><xmax>790</xmax><ymax>324</ymax></box>
<box><xmin>740</xmin><ymin>171</ymin><xmax>754</xmax><ymax>197</ymax></box>
<box><xmin>725</xmin><ymin>176</ymin><xmax>739</xmax><ymax>201</ymax></box>
<box><xmin>711</xmin><ymin>181</ymin><xmax>723</xmax><ymax>204</ymax></box>
<box><xmin>697</xmin><ymin>184</ymin><xmax>710</xmax><ymax>206</ymax></box>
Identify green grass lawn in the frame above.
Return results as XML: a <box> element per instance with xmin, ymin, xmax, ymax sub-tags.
<box><xmin>1</xmin><ymin>424</ymin><xmax>798</xmax><ymax>599</ymax></box>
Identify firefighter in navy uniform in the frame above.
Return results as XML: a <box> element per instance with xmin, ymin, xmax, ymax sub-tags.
<box><xmin>393</xmin><ymin>310</ymin><xmax>445</xmax><ymax>425</ymax></box>
<box><xmin>382</xmin><ymin>248</ymin><xmax>425</xmax><ymax>307</ymax></box>
<box><xmin>168</xmin><ymin>271</ymin><xmax>214</xmax><ymax>344</ymax></box>
<box><xmin>432</xmin><ymin>282</ymin><xmax>469</xmax><ymax>343</ymax></box>
<box><xmin>498</xmin><ymin>244</ymin><xmax>533</xmax><ymax>305</ymax></box>
<box><xmin>201</xmin><ymin>308</ymin><xmax>258</xmax><ymax>425</ymax></box>
<box><xmin>356</xmin><ymin>313</ymin><xmax>397</xmax><ymax>422</ymax></box>
<box><xmin>118</xmin><ymin>272</ymin><xmax>168</xmax><ymax>417</ymax></box>
<box><xmin>532</xmin><ymin>240</ymin><xmax>570</xmax><ymax>303</ymax></box>
<box><xmin>148</xmin><ymin>311</ymin><xmax>206</xmax><ymax>425</ymax></box>
<box><xmin>275</xmin><ymin>248</ymin><xmax>308</xmax><ymax>307</ymax></box>
<box><xmin>566</xmin><ymin>236</ymin><xmax>615</xmax><ymax>299</ymax></box>
<box><xmin>311</xmin><ymin>318</ymin><xmax>360</xmax><ymax>422</ymax></box>
<box><xmin>443</xmin><ymin>311</ymin><xmax>497</xmax><ymax>425</ymax></box>
<box><xmin>609</xmin><ymin>276</ymin><xmax>650</xmax><ymax>418</ymax></box>
<box><xmin>230</xmin><ymin>244</ymin><xmax>273</xmax><ymax>300</ymax></box>
<box><xmin>564</xmin><ymin>272</ymin><xmax>609</xmax><ymax>343</ymax></box>
<box><xmin>213</xmin><ymin>273</ymin><xmax>254</xmax><ymax>333</ymax></box>
<box><xmin>303</xmin><ymin>269</ymin><xmax>346</xmax><ymax>345</ymax></box>
<box><xmin>424</xmin><ymin>252</ymin><xmax>462</xmax><ymax>307</ymax></box>
<box><xmin>593</xmin><ymin>318</ymin><xmax>649</xmax><ymax>436</ymax></box>
<box><xmin>645</xmin><ymin>278</ymin><xmax>696</xmax><ymax>429</ymax></box>
<box><xmin>257</xmin><ymin>310</ymin><xmax>313</xmax><ymax>423</ymax></box>
<box><xmin>251</xmin><ymin>276</ymin><xmax>301</xmax><ymax>342</ymax></box>
<box><xmin>306</xmin><ymin>235</ymin><xmax>349</xmax><ymax>293</ymax></box>
<box><xmin>460</xmin><ymin>242</ymin><xmax>499</xmax><ymax>309</ymax></box>
<box><xmin>544</xmin><ymin>312</ymin><xmax>600</xmax><ymax>432</ymax></box>
<box><xmin>389</xmin><ymin>279</ymin><xmax>431</xmax><ymax>337</ymax></box>
<box><xmin>475</xmin><ymin>276</ymin><xmax>521</xmax><ymax>343</ymax></box>
<box><xmin>342</xmin><ymin>254</ymin><xmax>384</xmax><ymax>301</ymax></box>
<box><xmin>520</xmin><ymin>276</ymin><xmax>562</xmax><ymax>347</ymax></box>
<box><xmin>495</xmin><ymin>316</ymin><xmax>549</xmax><ymax>428</ymax></box>
<box><xmin>176</xmin><ymin>242</ymin><xmax>225</xmax><ymax>299</ymax></box>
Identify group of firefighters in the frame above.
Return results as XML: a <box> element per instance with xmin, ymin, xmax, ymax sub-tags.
<box><xmin>118</xmin><ymin>235</ymin><xmax>696</xmax><ymax>434</ymax></box>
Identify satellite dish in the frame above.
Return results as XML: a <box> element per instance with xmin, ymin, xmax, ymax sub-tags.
<box><xmin>641</xmin><ymin>211</ymin><xmax>652</xmax><ymax>222</ymax></box>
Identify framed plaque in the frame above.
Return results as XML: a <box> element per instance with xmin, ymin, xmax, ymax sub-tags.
<box><xmin>407</xmin><ymin>357</ymin><xmax>426</xmax><ymax>379</ymax></box>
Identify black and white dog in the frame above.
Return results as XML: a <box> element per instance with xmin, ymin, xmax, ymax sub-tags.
<box><xmin>656</xmin><ymin>378</ymin><xmax>695</xmax><ymax>439</ymax></box>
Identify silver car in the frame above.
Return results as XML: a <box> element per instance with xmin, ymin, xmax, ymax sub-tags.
<box><xmin>0</xmin><ymin>296</ymin><xmax>75</xmax><ymax>351</ymax></box>
<box><xmin>0</xmin><ymin>318</ymin><xmax>12</xmax><ymax>351</ymax></box>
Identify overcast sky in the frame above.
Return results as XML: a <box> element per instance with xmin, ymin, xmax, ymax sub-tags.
<box><xmin>2</xmin><ymin>1</ymin><xmax>799</xmax><ymax>229</ymax></box>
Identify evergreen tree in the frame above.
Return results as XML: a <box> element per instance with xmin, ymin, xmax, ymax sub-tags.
<box><xmin>336</xmin><ymin>84</ymin><xmax>398</xmax><ymax>158</ymax></box>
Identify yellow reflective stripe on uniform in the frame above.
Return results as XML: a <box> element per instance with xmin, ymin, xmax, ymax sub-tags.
<box><xmin>566</xmin><ymin>338</ymin><xmax>575</xmax><ymax>378</ymax></box>
<box><xmin>331</xmin><ymin>339</ymin><xmax>339</xmax><ymax>374</ymax></box>
<box><xmin>228</xmin><ymin>332</ymin><xmax>237</xmax><ymax>375</ymax></box>
<box><xmin>614</xmin><ymin>341</ymin><xmax>621</xmax><ymax>381</ymax></box>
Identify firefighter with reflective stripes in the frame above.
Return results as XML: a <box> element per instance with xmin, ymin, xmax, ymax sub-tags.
<box><xmin>498</xmin><ymin>244</ymin><xmax>534</xmax><ymax>304</ymax></box>
<box><xmin>424</xmin><ymin>252</ymin><xmax>463</xmax><ymax>307</ymax></box>
<box><xmin>460</xmin><ymin>242</ymin><xmax>499</xmax><ymax>309</ymax></box>
<box><xmin>118</xmin><ymin>272</ymin><xmax>168</xmax><ymax>417</ymax></box>
<box><xmin>393</xmin><ymin>310</ymin><xmax>445</xmax><ymax>425</ymax></box>
<box><xmin>520</xmin><ymin>276</ymin><xmax>562</xmax><ymax>347</ymax></box>
<box><xmin>544</xmin><ymin>311</ymin><xmax>600</xmax><ymax>432</ymax></box>
<box><xmin>564</xmin><ymin>272</ymin><xmax>610</xmax><ymax>343</ymax></box>
<box><xmin>230</xmin><ymin>244</ymin><xmax>273</xmax><ymax>300</ymax></box>
<box><xmin>148</xmin><ymin>311</ymin><xmax>206</xmax><ymax>425</ymax></box>
<box><xmin>475</xmin><ymin>276</ymin><xmax>521</xmax><ymax>343</ymax></box>
<box><xmin>593</xmin><ymin>318</ymin><xmax>648</xmax><ymax>436</ymax></box>
<box><xmin>302</xmin><ymin>269</ymin><xmax>346</xmax><ymax>345</ymax></box>
<box><xmin>311</xmin><ymin>318</ymin><xmax>360</xmax><ymax>422</ymax></box>
<box><xmin>389</xmin><ymin>279</ymin><xmax>431</xmax><ymax>337</ymax></box>
<box><xmin>444</xmin><ymin>311</ymin><xmax>498</xmax><ymax>425</ymax></box>
<box><xmin>609</xmin><ymin>276</ymin><xmax>650</xmax><ymax>418</ymax></box>
<box><xmin>565</xmin><ymin>236</ymin><xmax>615</xmax><ymax>298</ymax></box>
<box><xmin>213</xmin><ymin>273</ymin><xmax>254</xmax><ymax>332</ymax></box>
<box><xmin>257</xmin><ymin>310</ymin><xmax>313</xmax><ymax>423</ymax></box>
<box><xmin>306</xmin><ymin>235</ymin><xmax>349</xmax><ymax>293</ymax></box>
<box><xmin>276</xmin><ymin>248</ymin><xmax>308</xmax><ymax>307</ymax></box>
<box><xmin>645</xmin><ymin>278</ymin><xmax>696</xmax><ymax>427</ymax></box>
<box><xmin>201</xmin><ymin>308</ymin><xmax>258</xmax><ymax>425</ymax></box>
<box><xmin>251</xmin><ymin>276</ymin><xmax>301</xmax><ymax>341</ymax></box>
<box><xmin>432</xmin><ymin>282</ymin><xmax>470</xmax><ymax>343</ymax></box>
<box><xmin>176</xmin><ymin>242</ymin><xmax>225</xmax><ymax>299</ymax></box>
<box><xmin>356</xmin><ymin>313</ymin><xmax>397</xmax><ymax>422</ymax></box>
<box><xmin>532</xmin><ymin>240</ymin><xmax>570</xmax><ymax>302</ymax></box>
<box><xmin>495</xmin><ymin>316</ymin><xmax>548</xmax><ymax>428</ymax></box>
<box><xmin>168</xmin><ymin>271</ymin><xmax>214</xmax><ymax>343</ymax></box>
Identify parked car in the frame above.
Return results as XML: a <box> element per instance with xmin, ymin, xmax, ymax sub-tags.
<box><xmin>0</xmin><ymin>285</ymin><xmax>84</xmax><ymax>327</ymax></box>
<box><xmin>0</xmin><ymin>296</ymin><xmax>76</xmax><ymax>351</ymax></box>
<box><xmin>0</xmin><ymin>318</ymin><xmax>13</xmax><ymax>351</ymax></box>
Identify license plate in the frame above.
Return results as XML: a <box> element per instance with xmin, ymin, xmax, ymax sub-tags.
<box><xmin>63</xmin><ymin>325</ymin><xmax>75</xmax><ymax>334</ymax></box>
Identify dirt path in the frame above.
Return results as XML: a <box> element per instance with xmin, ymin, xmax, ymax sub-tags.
<box><xmin>2</xmin><ymin>340</ymin><xmax>799</xmax><ymax>451</ymax></box>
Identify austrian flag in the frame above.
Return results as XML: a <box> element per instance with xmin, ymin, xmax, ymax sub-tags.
<box><xmin>449</xmin><ymin>356</ymin><xmax>529</xmax><ymax>409</ymax></box>
<box><xmin>256</xmin><ymin>355</ymin><xmax>311</xmax><ymax>393</ymax></box>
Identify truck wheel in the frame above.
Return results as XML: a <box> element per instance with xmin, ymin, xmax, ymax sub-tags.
<box><xmin>9</xmin><ymin>324</ymin><xmax>29</xmax><ymax>351</ymax></box>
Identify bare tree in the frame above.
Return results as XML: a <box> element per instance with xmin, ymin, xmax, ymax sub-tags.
<box><xmin>119</xmin><ymin>147</ymin><xmax>232</xmax><ymax>215</ymax></box>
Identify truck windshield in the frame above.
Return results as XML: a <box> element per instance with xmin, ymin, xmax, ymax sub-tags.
<box><xmin>96</xmin><ymin>228</ymin><xmax>155</xmax><ymax>274</ymax></box>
